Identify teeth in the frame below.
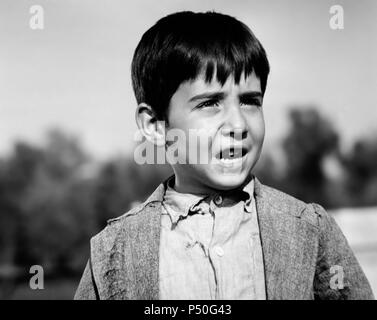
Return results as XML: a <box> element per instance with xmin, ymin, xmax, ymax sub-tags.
<box><xmin>220</xmin><ymin>158</ymin><xmax>239</xmax><ymax>163</ymax></box>
<box><xmin>217</xmin><ymin>147</ymin><xmax>246</xmax><ymax>161</ymax></box>
<box><xmin>220</xmin><ymin>149</ymin><xmax>242</xmax><ymax>159</ymax></box>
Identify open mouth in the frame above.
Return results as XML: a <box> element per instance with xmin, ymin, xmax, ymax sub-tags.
<box><xmin>215</xmin><ymin>147</ymin><xmax>248</xmax><ymax>163</ymax></box>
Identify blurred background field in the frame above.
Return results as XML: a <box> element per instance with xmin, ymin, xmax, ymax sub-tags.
<box><xmin>332</xmin><ymin>207</ymin><xmax>377</xmax><ymax>296</ymax></box>
<box><xmin>1</xmin><ymin>0</ymin><xmax>376</xmax><ymax>299</ymax></box>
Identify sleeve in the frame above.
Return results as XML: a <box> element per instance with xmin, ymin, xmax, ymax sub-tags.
<box><xmin>312</xmin><ymin>203</ymin><xmax>375</xmax><ymax>300</ymax></box>
<box><xmin>74</xmin><ymin>259</ymin><xmax>99</xmax><ymax>300</ymax></box>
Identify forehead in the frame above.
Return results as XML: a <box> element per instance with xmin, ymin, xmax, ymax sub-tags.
<box><xmin>175</xmin><ymin>71</ymin><xmax>261</xmax><ymax>99</ymax></box>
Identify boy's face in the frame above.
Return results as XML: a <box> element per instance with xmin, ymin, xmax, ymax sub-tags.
<box><xmin>165</xmin><ymin>71</ymin><xmax>265</xmax><ymax>194</ymax></box>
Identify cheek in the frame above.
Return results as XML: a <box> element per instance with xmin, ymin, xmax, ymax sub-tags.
<box><xmin>257</xmin><ymin>120</ymin><xmax>265</xmax><ymax>142</ymax></box>
<box><xmin>248</xmin><ymin>114</ymin><xmax>265</xmax><ymax>143</ymax></box>
<box><xmin>169</xmin><ymin>110</ymin><xmax>208</xmax><ymax>131</ymax></box>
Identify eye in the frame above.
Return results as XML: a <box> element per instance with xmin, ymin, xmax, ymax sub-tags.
<box><xmin>240</xmin><ymin>98</ymin><xmax>262</xmax><ymax>108</ymax></box>
<box><xmin>196</xmin><ymin>99</ymin><xmax>220</xmax><ymax>109</ymax></box>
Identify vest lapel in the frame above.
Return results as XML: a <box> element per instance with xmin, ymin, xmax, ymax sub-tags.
<box><xmin>129</xmin><ymin>183</ymin><xmax>166</xmax><ymax>299</ymax></box>
<box><xmin>131</xmin><ymin>201</ymin><xmax>162</xmax><ymax>300</ymax></box>
<box><xmin>255</xmin><ymin>179</ymin><xmax>316</xmax><ymax>300</ymax></box>
<box><xmin>254</xmin><ymin>178</ymin><xmax>279</xmax><ymax>299</ymax></box>
<box><xmin>98</xmin><ymin>184</ymin><xmax>165</xmax><ymax>300</ymax></box>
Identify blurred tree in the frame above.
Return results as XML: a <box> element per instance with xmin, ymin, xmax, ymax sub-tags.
<box><xmin>0</xmin><ymin>130</ymin><xmax>96</xmax><ymax>277</ymax></box>
<box><xmin>21</xmin><ymin>129</ymin><xmax>96</xmax><ymax>275</ymax></box>
<box><xmin>94</xmin><ymin>157</ymin><xmax>171</xmax><ymax>229</ymax></box>
<box><xmin>342</xmin><ymin>137</ymin><xmax>377</xmax><ymax>206</ymax></box>
<box><xmin>281</xmin><ymin>108</ymin><xmax>340</xmax><ymax>207</ymax></box>
<box><xmin>43</xmin><ymin>129</ymin><xmax>87</xmax><ymax>180</ymax></box>
<box><xmin>254</xmin><ymin>151</ymin><xmax>285</xmax><ymax>189</ymax></box>
<box><xmin>0</xmin><ymin>142</ymin><xmax>43</xmax><ymax>267</ymax></box>
<box><xmin>0</xmin><ymin>129</ymin><xmax>173</xmax><ymax>285</ymax></box>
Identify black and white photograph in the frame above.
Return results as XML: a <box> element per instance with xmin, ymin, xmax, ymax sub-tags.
<box><xmin>0</xmin><ymin>0</ymin><xmax>376</xmax><ymax>302</ymax></box>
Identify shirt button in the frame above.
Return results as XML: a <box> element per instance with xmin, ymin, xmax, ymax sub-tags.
<box><xmin>214</xmin><ymin>195</ymin><xmax>223</xmax><ymax>206</ymax></box>
<box><xmin>214</xmin><ymin>246</ymin><xmax>224</xmax><ymax>257</ymax></box>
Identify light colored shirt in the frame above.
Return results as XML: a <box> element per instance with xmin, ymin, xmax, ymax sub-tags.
<box><xmin>159</xmin><ymin>176</ymin><xmax>266</xmax><ymax>300</ymax></box>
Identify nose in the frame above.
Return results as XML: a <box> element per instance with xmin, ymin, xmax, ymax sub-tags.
<box><xmin>221</xmin><ymin>105</ymin><xmax>248</xmax><ymax>140</ymax></box>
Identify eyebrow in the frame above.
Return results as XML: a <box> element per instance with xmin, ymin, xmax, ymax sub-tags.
<box><xmin>188</xmin><ymin>91</ymin><xmax>225</xmax><ymax>102</ymax></box>
<box><xmin>188</xmin><ymin>90</ymin><xmax>262</xmax><ymax>102</ymax></box>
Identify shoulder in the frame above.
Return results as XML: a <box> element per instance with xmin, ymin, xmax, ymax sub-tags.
<box><xmin>106</xmin><ymin>201</ymin><xmax>147</xmax><ymax>226</ymax></box>
<box><xmin>256</xmin><ymin>181</ymin><xmax>326</xmax><ymax>229</ymax></box>
<box><xmin>90</xmin><ymin>181</ymin><xmax>167</xmax><ymax>251</ymax></box>
<box><xmin>90</xmin><ymin>201</ymin><xmax>161</xmax><ymax>253</ymax></box>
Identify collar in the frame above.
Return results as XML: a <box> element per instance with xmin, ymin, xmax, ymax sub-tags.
<box><xmin>162</xmin><ymin>175</ymin><xmax>256</xmax><ymax>225</ymax></box>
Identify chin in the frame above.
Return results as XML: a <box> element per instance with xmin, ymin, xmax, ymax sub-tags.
<box><xmin>206</xmin><ymin>171</ymin><xmax>250</xmax><ymax>191</ymax></box>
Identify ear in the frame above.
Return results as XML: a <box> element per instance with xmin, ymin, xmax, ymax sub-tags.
<box><xmin>135</xmin><ymin>103</ymin><xmax>166</xmax><ymax>147</ymax></box>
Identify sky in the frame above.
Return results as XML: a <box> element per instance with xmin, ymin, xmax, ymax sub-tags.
<box><xmin>1</xmin><ymin>0</ymin><xmax>376</xmax><ymax>159</ymax></box>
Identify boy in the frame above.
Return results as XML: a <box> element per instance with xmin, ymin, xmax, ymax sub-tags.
<box><xmin>75</xmin><ymin>11</ymin><xmax>374</xmax><ymax>300</ymax></box>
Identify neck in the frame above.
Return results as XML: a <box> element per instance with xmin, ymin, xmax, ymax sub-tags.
<box><xmin>171</xmin><ymin>172</ymin><xmax>253</xmax><ymax>196</ymax></box>
<box><xmin>172</xmin><ymin>175</ymin><xmax>216</xmax><ymax>195</ymax></box>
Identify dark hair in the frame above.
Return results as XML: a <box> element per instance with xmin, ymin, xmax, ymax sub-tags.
<box><xmin>131</xmin><ymin>11</ymin><xmax>270</xmax><ymax>120</ymax></box>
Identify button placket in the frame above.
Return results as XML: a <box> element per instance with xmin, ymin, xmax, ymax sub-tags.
<box><xmin>214</xmin><ymin>194</ymin><xmax>223</xmax><ymax>206</ymax></box>
<box><xmin>214</xmin><ymin>246</ymin><xmax>224</xmax><ymax>257</ymax></box>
